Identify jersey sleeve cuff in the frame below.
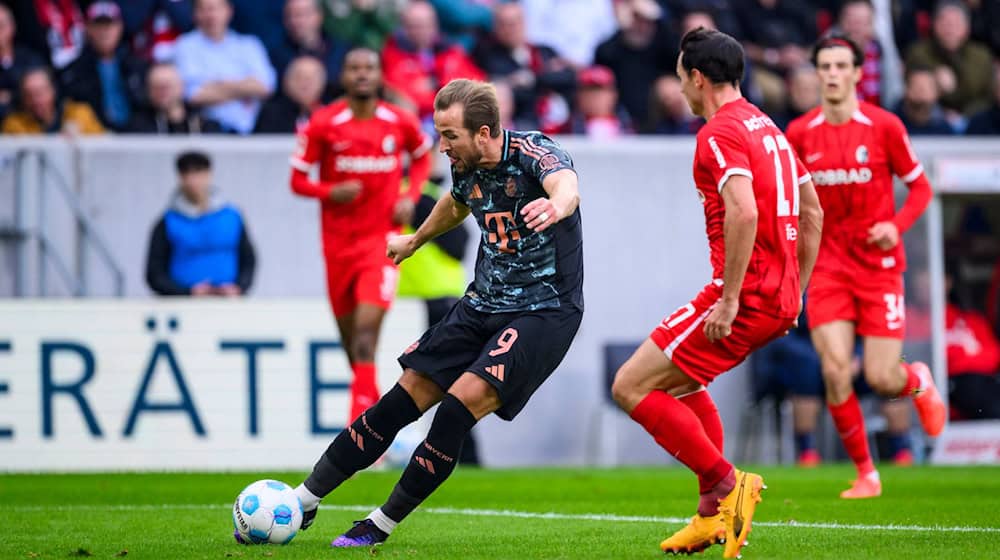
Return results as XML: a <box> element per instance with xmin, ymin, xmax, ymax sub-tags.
<box><xmin>717</xmin><ymin>167</ymin><xmax>753</xmax><ymax>192</ymax></box>
<box><xmin>798</xmin><ymin>172</ymin><xmax>812</xmax><ymax>185</ymax></box>
<box><xmin>289</xmin><ymin>157</ymin><xmax>313</xmax><ymax>173</ymax></box>
<box><xmin>900</xmin><ymin>164</ymin><xmax>924</xmax><ymax>184</ymax></box>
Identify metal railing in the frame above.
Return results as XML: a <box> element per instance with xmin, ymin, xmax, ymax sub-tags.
<box><xmin>8</xmin><ymin>149</ymin><xmax>124</xmax><ymax>297</ymax></box>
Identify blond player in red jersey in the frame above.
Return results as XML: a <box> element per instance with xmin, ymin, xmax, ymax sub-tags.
<box><xmin>785</xmin><ymin>34</ymin><xmax>946</xmax><ymax>499</ymax></box>
<box><xmin>289</xmin><ymin>48</ymin><xmax>432</xmax><ymax>423</ymax></box>
<box><xmin>612</xmin><ymin>28</ymin><xmax>824</xmax><ymax>558</ymax></box>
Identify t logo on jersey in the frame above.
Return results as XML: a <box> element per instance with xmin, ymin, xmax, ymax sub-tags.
<box><xmin>484</xmin><ymin>211</ymin><xmax>521</xmax><ymax>254</ymax></box>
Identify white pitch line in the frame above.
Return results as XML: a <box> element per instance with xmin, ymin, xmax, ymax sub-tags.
<box><xmin>10</xmin><ymin>503</ymin><xmax>1000</xmax><ymax>534</ymax></box>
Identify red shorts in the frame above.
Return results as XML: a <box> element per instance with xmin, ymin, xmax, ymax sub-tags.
<box><xmin>324</xmin><ymin>246</ymin><xmax>398</xmax><ymax>317</ymax></box>
<box><xmin>650</xmin><ymin>281</ymin><xmax>796</xmax><ymax>386</ymax></box>
<box><xmin>806</xmin><ymin>268</ymin><xmax>905</xmax><ymax>338</ymax></box>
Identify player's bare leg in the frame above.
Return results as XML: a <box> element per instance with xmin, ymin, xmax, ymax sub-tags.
<box><xmin>334</xmin><ymin>312</ymin><xmax>357</xmax><ymax>365</ymax></box>
<box><xmin>813</xmin><ymin>321</ymin><xmax>881</xmax><ymax>498</ymax></box>
<box><xmin>295</xmin><ymin>369</ymin><xmax>444</xmax><ymax>531</ymax></box>
<box><xmin>612</xmin><ymin>341</ymin><xmax>762</xmax><ymax>558</ymax></box>
<box><xmin>333</xmin><ymin>372</ymin><xmax>499</xmax><ymax>547</ymax></box>
<box><xmin>864</xmin><ymin>336</ymin><xmax>945</xmax><ymax>437</ymax></box>
<box><xmin>347</xmin><ymin>303</ymin><xmax>390</xmax><ymax>421</ymax></box>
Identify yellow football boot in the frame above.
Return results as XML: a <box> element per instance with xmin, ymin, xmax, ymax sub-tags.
<box><xmin>659</xmin><ymin>513</ymin><xmax>725</xmax><ymax>555</ymax></box>
<box><xmin>718</xmin><ymin>469</ymin><xmax>765</xmax><ymax>559</ymax></box>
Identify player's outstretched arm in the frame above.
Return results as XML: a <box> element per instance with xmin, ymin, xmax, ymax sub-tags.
<box><xmin>522</xmin><ymin>169</ymin><xmax>579</xmax><ymax>232</ymax></box>
<box><xmin>387</xmin><ymin>194</ymin><xmax>471</xmax><ymax>264</ymax></box>
<box><xmin>797</xmin><ymin>178</ymin><xmax>823</xmax><ymax>293</ymax></box>
<box><xmin>704</xmin><ymin>174</ymin><xmax>757</xmax><ymax>342</ymax></box>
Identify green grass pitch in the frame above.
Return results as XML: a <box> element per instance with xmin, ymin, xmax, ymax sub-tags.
<box><xmin>2</xmin><ymin>466</ymin><xmax>998</xmax><ymax>559</ymax></box>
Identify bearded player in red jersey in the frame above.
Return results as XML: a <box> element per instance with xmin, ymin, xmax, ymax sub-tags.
<box><xmin>289</xmin><ymin>48</ymin><xmax>432</xmax><ymax>423</ymax></box>
<box><xmin>612</xmin><ymin>28</ymin><xmax>824</xmax><ymax>558</ymax></box>
<box><xmin>785</xmin><ymin>34</ymin><xmax>946</xmax><ymax>500</ymax></box>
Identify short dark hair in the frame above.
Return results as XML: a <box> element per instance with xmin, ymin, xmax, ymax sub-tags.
<box><xmin>679</xmin><ymin>27</ymin><xmax>744</xmax><ymax>87</ymax></box>
<box><xmin>811</xmin><ymin>32</ymin><xmax>864</xmax><ymax>67</ymax></box>
<box><xmin>434</xmin><ymin>79</ymin><xmax>501</xmax><ymax>138</ymax></box>
<box><xmin>905</xmin><ymin>63</ymin><xmax>936</xmax><ymax>83</ymax></box>
<box><xmin>176</xmin><ymin>151</ymin><xmax>211</xmax><ymax>174</ymax></box>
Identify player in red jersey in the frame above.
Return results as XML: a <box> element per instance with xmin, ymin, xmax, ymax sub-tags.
<box><xmin>785</xmin><ymin>34</ymin><xmax>946</xmax><ymax>499</ymax></box>
<box><xmin>289</xmin><ymin>48</ymin><xmax>432</xmax><ymax>423</ymax></box>
<box><xmin>612</xmin><ymin>28</ymin><xmax>824</xmax><ymax>558</ymax></box>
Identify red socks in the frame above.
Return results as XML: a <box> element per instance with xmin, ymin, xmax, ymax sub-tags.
<box><xmin>897</xmin><ymin>362</ymin><xmax>921</xmax><ymax>398</ymax></box>
<box><xmin>679</xmin><ymin>390</ymin><xmax>724</xmax><ymax>454</ymax></box>
<box><xmin>349</xmin><ymin>362</ymin><xmax>380</xmax><ymax>423</ymax></box>
<box><xmin>630</xmin><ymin>390</ymin><xmax>733</xmax><ymax>511</ymax></box>
<box><xmin>828</xmin><ymin>393</ymin><xmax>875</xmax><ymax>477</ymax></box>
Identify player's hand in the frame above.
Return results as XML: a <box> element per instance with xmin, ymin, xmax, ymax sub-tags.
<box><xmin>386</xmin><ymin>234</ymin><xmax>418</xmax><ymax>265</ymax></box>
<box><xmin>866</xmin><ymin>221</ymin><xmax>899</xmax><ymax>250</ymax></box>
<box><xmin>392</xmin><ymin>198</ymin><xmax>415</xmax><ymax>226</ymax></box>
<box><xmin>190</xmin><ymin>282</ymin><xmax>213</xmax><ymax>297</ymax></box>
<box><xmin>329</xmin><ymin>180</ymin><xmax>362</xmax><ymax>203</ymax></box>
<box><xmin>521</xmin><ymin>197</ymin><xmax>561</xmax><ymax>232</ymax></box>
<box><xmin>703</xmin><ymin>298</ymin><xmax>739</xmax><ymax>343</ymax></box>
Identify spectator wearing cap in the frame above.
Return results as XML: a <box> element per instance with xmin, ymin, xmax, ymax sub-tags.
<box><xmin>118</xmin><ymin>0</ymin><xmax>194</xmax><ymax>62</ymax></box>
<box><xmin>594</xmin><ymin>0</ymin><xmax>677</xmax><ymax>127</ymax></box>
<box><xmin>381</xmin><ymin>1</ymin><xmax>484</xmax><ymax>126</ymax></box>
<box><xmin>572</xmin><ymin>65</ymin><xmax>631</xmax><ymax>139</ymax></box>
<box><xmin>906</xmin><ymin>0</ymin><xmax>993</xmax><ymax>117</ymax></box>
<box><xmin>127</xmin><ymin>62</ymin><xmax>223</xmax><ymax>134</ymax></box>
<box><xmin>2</xmin><ymin>66</ymin><xmax>104</xmax><ymax>134</ymax></box>
<box><xmin>271</xmin><ymin>0</ymin><xmax>350</xmax><ymax>96</ymax></box>
<box><xmin>966</xmin><ymin>64</ymin><xmax>1000</xmax><ymax>135</ymax></box>
<box><xmin>146</xmin><ymin>151</ymin><xmax>256</xmax><ymax>297</ymax></box>
<box><xmin>174</xmin><ymin>0</ymin><xmax>277</xmax><ymax>134</ymax></box>
<box><xmin>6</xmin><ymin>0</ymin><xmax>85</xmax><ymax>69</ymax></box>
<box><xmin>0</xmin><ymin>4</ymin><xmax>45</xmax><ymax>121</ymax></box>
<box><xmin>472</xmin><ymin>1</ymin><xmax>574</xmax><ymax>135</ymax></box>
<box><xmin>58</xmin><ymin>1</ymin><xmax>148</xmax><ymax>131</ymax></box>
<box><xmin>254</xmin><ymin>55</ymin><xmax>327</xmax><ymax>133</ymax></box>
<box><xmin>894</xmin><ymin>65</ymin><xmax>955</xmax><ymax>135</ymax></box>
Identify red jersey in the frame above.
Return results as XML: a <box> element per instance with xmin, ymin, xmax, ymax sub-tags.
<box><xmin>786</xmin><ymin>102</ymin><xmax>926</xmax><ymax>274</ymax></box>
<box><xmin>693</xmin><ymin>98</ymin><xmax>811</xmax><ymax>318</ymax></box>
<box><xmin>946</xmin><ymin>304</ymin><xmax>1000</xmax><ymax>377</ymax></box>
<box><xmin>290</xmin><ymin>100</ymin><xmax>432</xmax><ymax>251</ymax></box>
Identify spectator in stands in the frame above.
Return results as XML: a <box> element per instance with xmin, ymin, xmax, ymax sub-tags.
<box><xmin>572</xmin><ymin>65</ymin><xmax>630</xmax><ymax>139</ymax></box>
<box><xmin>894</xmin><ymin>65</ymin><xmax>956</xmax><ymax>134</ymax></box>
<box><xmin>174</xmin><ymin>0</ymin><xmax>276</xmax><ymax>134</ymax></box>
<box><xmin>837</xmin><ymin>0</ymin><xmax>887</xmax><ymax>107</ymax></box>
<box><xmin>228</xmin><ymin>0</ymin><xmax>286</xmax><ymax>66</ymax></box>
<box><xmin>321</xmin><ymin>0</ymin><xmax>404</xmax><ymax>52</ymax></box>
<box><xmin>273</xmin><ymin>0</ymin><xmax>350</xmax><ymax>94</ymax></box>
<box><xmin>472</xmin><ymin>1</ymin><xmax>574</xmax><ymax>136</ymax></box>
<box><xmin>946</xmin><ymin>260</ymin><xmax>1000</xmax><ymax>419</ymax></box>
<box><xmin>0</xmin><ymin>4</ymin><xmax>44</xmax><ymax>121</ymax></box>
<box><xmin>594</xmin><ymin>0</ymin><xmax>677</xmax><ymax>127</ymax></box>
<box><xmin>146</xmin><ymin>151</ymin><xmax>256</xmax><ymax>297</ymax></box>
<box><xmin>428</xmin><ymin>0</ymin><xmax>493</xmax><ymax>50</ymax></box>
<box><xmin>381</xmin><ymin>0</ymin><xmax>483</xmax><ymax>126</ymax></box>
<box><xmin>254</xmin><ymin>55</ymin><xmax>326</xmax><ymax>133</ymax></box>
<box><xmin>905</xmin><ymin>0</ymin><xmax>993</xmax><ymax>117</ymax></box>
<box><xmin>6</xmin><ymin>0</ymin><xmax>85</xmax><ymax>69</ymax></box>
<box><xmin>119</xmin><ymin>0</ymin><xmax>194</xmax><ymax>62</ymax></box>
<box><xmin>59</xmin><ymin>2</ymin><xmax>147</xmax><ymax>132</ymax></box>
<box><xmin>642</xmin><ymin>75</ymin><xmax>700</xmax><ymax>134</ymax></box>
<box><xmin>774</xmin><ymin>64</ymin><xmax>820</xmax><ymax>129</ymax></box>
<box><xmin>127</xmin><ymin>62</ymin><xmax>222</xmax><ymax>133</ymax></box>
<box><xmin>966</xmin><ymin>64</ymin><xmax>1000</xmax><ymax>134</ymax></box>
<box><xmin>2</xmin><ymin>66</ymin><xmax>104</xmax><ymax>134</ymax></box>
<box><xmin>522</xmin><ymin>0</ymin><xmax>617</xmax><ymax>67</ymax></box>
<box><xmin>735</xmin><ymin>0</ymin><xmax>816</xmax><ymax>112</ymax></box>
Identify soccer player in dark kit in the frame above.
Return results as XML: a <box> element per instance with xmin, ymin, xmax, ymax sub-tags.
<box><xmin>290</xmin><ymin>78</ymin><xmax>584</xmax><ymax>548</ymax></box>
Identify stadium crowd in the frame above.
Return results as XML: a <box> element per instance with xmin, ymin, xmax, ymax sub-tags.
<box><xmin>1</xmin><ymin>0</ymin><xmax>999</xmax><ymax>137</ymax></box>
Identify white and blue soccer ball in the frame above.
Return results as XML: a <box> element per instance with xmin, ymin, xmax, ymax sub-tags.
<box><xmin>385</xmin><ymin>423</ymin><xmax>428</xmax><ymax>467</ymax></box>
<box><xmin>232</xmin><ymin>479</ymin><xmax>303</xmax><ymax>545</ymax></box>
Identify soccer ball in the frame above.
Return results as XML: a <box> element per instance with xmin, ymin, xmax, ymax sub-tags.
<box><xmin>385</xmin><ymin>423</ymin><xmax>428</xmax><ymax>467</ymax></box>
<box><xmin>232</xmin><ymin>479</ymin><xmax>303</xmax><ymax>545</ymax></box>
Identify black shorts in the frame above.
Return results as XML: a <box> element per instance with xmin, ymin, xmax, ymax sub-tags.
<box><xmin>398</xmin><ymin>297</ymin><xmax>583</xmax><ymax>420</ymax></box>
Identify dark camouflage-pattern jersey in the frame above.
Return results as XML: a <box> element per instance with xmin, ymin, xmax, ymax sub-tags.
<box><xmin>451</xmin><ymin>130</ymin><xmax>584</xmax><ymax>313</ymax></box>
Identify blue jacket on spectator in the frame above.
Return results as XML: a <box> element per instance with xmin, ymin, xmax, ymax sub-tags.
<box><xmin>146</xmin><ymin>190</ymin><xmax>256</xmax><ymax>295</ymax></box>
